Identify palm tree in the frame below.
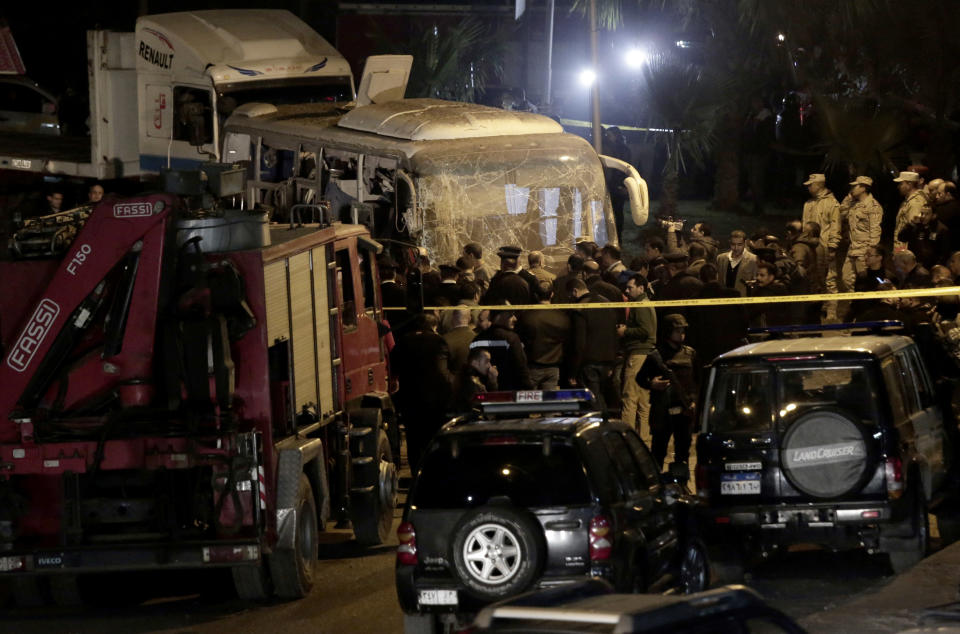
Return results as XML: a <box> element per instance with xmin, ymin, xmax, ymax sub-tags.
<box><xmin>366</xmin><ymin>17</ymin><xmax>509</xmax><ymax>103</ymax></box>
<box><xmin>640</xmin><ymin>54</ymin><xmax>721</xmax><ymax>217</ymax></box>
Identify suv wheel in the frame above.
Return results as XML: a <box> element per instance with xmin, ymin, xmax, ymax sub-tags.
<box><xmin>887</xmin><ymin>487</ymin><xmax>929</xmax><ymax>574</ymax></box>
<box><xmin>679</xmin><ymin>540</ymin><xmax>709</xmax><ymax>594</ymax></box>
<box><xmin>781</xmin><ymin>407</ymin><xmax>873</xmax><ymax>499</ymax></box>
<box><xmin>451</xmin><ymin>506</ymin><xmax>544</xmax><ymax>600</ymax></box>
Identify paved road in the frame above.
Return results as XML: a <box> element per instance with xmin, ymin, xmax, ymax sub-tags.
<box><xmin>0</xmin><ymin>441</ymin><xmax>940</xmax><ymax>634</ymax></box>
<box><xmin>1</xmin><ymin>506</ymin><xmax>405</xmax><ymax>634</ymax></box>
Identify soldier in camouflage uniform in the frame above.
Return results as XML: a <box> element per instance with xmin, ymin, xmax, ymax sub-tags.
<box><xmin>801</xmin><ymin>174</ymin><xmax>840</xmax><ymax>319</ymax></box>
<box><xmin>841</xmin><ymin>176</ymin><xmax>883</xmax><ymax>293</ymax></box>
<box><xmin>893</xmin><ymin>171</ymin><xmax>931</xmax><ymax>251</ymax></box>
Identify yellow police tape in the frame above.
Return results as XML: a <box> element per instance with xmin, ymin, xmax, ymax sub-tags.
<box><xmin>387</xmin><ymin>285</ymin><xmax>960</xmax><ymax>311</ymax></box>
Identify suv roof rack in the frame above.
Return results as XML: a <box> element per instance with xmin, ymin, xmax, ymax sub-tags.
<box><xmin>748</xmin><ymin>320</ymin><xmax>904</xmax><ymax>339</ymax></box>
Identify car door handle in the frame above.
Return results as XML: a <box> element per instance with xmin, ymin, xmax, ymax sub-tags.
<box><xmin>545</xmin><ymin>520</ymin><xmax>581</xmax><ymax>530</ymax></box>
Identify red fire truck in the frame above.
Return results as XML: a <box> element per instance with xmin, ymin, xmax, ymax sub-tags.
<box><xmin>0</xmin><ymin>168</ymin><xmax>398</xmax><ymax>604</ymax></box>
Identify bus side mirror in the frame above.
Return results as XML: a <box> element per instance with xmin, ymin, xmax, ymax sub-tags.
<box><xmin>599</xmin><ymin>154</ymin><xmax>649</xmax><ymax>227</ymax></box>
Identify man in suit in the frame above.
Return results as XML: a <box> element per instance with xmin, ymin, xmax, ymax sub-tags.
<box><xmin>716</xmin><ymin>230</ymin><xmax>758</xmax><ymax>296</ymax></box>
<box><xmin>378</xmin><ymin>256</ymin><xmax>410</xmax><ymax>335</ymax></box>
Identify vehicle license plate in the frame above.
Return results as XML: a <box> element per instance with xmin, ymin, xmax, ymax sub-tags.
<box><xmin>419</xmin><ymin>589</ymin><xmax>458</xmax><ymax>606</ymax></box>
<box><xmin>721</xmin><ymin>472</ymin><xmax>761</xmax><ymax>495</ymax></box>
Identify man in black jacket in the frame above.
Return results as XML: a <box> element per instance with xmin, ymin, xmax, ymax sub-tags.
<box><xmin>568</xmin><ymin>278</ymin><xmax>619</xmax><ymax>414</ymax></box>
<box><xmin>453</xmin><ymin>348</ymin><xmax>498</xmax><ymax>412</ymax></box>
<box><xmin>390</xmin><ymin>314</ymin><xmax>453</xmax><ymax>472</ymax></box>
<box><xmin>517</xmin><ymin>282</ymin><xmax>571</xmax><ymax>390</ymax></box>
<box><xmin>471</xmin><ymin>308</ymin><xmax>534</xmax><ymax>391</ymax></box>
<box><xmin>635</xmin><ymin>313</ymin><xmax>699</xmax><ymax>468</ymax></box>
<box><xmin>379</xmin><ymin>256</ymin><xmax>410</xmax><ymax>335</ymax></box>
<box><xmin>483</xmin><ymin>245</ymin><xmax>537</xmax><ymax>305</ymax></box>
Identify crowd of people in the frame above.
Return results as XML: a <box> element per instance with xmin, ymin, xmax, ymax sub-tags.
<box><xmin>385</xmin><ymin>168</ymin><xmax>960</xmax><ymax>472</ymax></box>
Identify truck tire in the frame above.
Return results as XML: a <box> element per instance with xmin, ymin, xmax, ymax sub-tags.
<box><xmin>269</xmin><ymin>474</ymin><xmax>318</xmax><ymax>598</ymax></box>
<box><xmin>451</xmin><ymin>506</ymin><xmax>544</xmax><ymax>601</ymax></box>
<box><xmin>781</xmin><ymin>407</ymin><xmax>872</xmax><ymax>499</ymax></box>
<box><xmin>351</xmin><ymin>426</ymin><xmax>397</xmax><ymax>546</ymax></box>
<box><xmin>887</xmin><ymin>486</ymin><xmax>929</xmax><ymax>574</ymax></box>
<box><xmin>232</xmin><ymin>563</ymin><xmax>270</xmax><ymax>600</ymax></box>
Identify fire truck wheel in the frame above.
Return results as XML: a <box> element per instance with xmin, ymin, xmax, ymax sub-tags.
<box><xmin>13</xmin><ymin>576</ymin><xmax>47</xmax><ymax>607</ymax></box>
<box><xmin>351</xmin><ymin>428</ymin><xmax>397</xmax><ymax>546</ymax></box>
<box><xmin>269</xmin><ymin>474</ymin><xmax>318</xmax><ymax>598</ymax></box>
<box><xmin>232</xmin><ymin>563</ymin><xmax>270</xmax><ymax>600</ymax></box>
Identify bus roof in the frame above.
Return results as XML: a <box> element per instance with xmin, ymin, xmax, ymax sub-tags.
<box><xmin>337</xmin><ymin>99</ymin><xmax>564</xmax><ymax>140</ymax></box>
<box><xmin>135</xmin><ymin>10</ymin><xmax>351</xmax><ymax>85</ymax></box>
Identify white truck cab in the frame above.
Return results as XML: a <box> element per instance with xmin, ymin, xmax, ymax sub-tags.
<box><xmin>136</xmin><ymin>10</ymin><xmax>355</xmax><ymax>173</ymax></box>
<box><xmin>0</xmin><ymin>10</ymin><xmax>355</xmax><ymax>180</ymax></box>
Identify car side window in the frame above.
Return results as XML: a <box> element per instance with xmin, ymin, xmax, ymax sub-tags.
<box><xmin>579</xmin><ymin>432</ymin><xmax>624</xmax><ymax>502</ymax></box>
<box><xmin>621</xmin><ymin>429</ymin><xmax>661</xmax><ymax>487</ymax></box>
<box><xmin>894</xmin><ymin>352</ymin><xmax>920</xmax><ymax>415</ymax></box>
<box><xmin>601</xmin><ymin>431</ymin><xmax>648</xmax><ymax>497</ymax></box>
<box><xmin>905</xmin><ymin>347</ymin><xmax>934</xmax><ymax>410</ymax></box>
<box><xmin>881</xmin><ymin>357</ymin><xmax>909</xmax><ymax>422</ymax></box>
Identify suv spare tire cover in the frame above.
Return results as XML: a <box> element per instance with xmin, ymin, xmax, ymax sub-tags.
<box><xmin>451</xmin><ymin>505</ymin><xmax>545</xmax><ymax>601</ymax></box>
<box><xmin>781</xmin><ymin>408</ymin><xmax>872</xmax><ymax>498</ymax></box>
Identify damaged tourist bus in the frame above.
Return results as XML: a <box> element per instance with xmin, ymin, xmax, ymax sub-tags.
<box><xmin>220</xmin><ymin>97</ymin><xmax>648</xmax><ymax>272</ymax></box>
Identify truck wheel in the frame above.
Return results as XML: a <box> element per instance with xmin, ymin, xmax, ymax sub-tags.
<box><xmin>49</xmin><ymin>574</ymin><xmax>83</xmax><ymax>607</ymax></box>
<box><xmin>269</xmin><ymin>474</ymin><xmax>318</xmax><ymax>598</ymax></box>
<box><xmin>13</xmin><ymin>576</ymin><xmax>46</xmax><ymax>607</ymax></box>
<box><xmin>888</xmin><ymin>487</ymin><xmax>929</xmax><ymax>574</ymax></box>
<box><xmin>451</xmin><ymin>506</ymin><xmax>544</xmax><ymax>601</ymax></box>
<box><xmin>232</xmin><ymin>563</ymin><xmax>270</xmax><ymax>600</ymax></box>
<box><xmin>351</xmin><ymin>427</ymin><xmax>397</xmax><ymax>546</ymax></box>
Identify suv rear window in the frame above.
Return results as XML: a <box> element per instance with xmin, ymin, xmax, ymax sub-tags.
<box><xmin>705</xmin><ymin>366</ymin><xmax>774</xmax><ymax>432</ymax></box>
<box><xmin>778</xmin><ymin>363</ymin><xmax>878</xmax><ymax>423</ymax></box>
<box><xmin>411</xmin><ymin>439</ymin><xmax>592</xmax><ymax>509</ymax></box>
<box><xmin>705</xmin><ymin>362</ymin><xmax>879</xmax><ymax>433</ymax></box>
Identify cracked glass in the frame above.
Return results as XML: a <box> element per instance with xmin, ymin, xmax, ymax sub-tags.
<box><xmin>408</xmin><ymin>134</ymin><xmax>617</xmax><ymax>271</ymax></box>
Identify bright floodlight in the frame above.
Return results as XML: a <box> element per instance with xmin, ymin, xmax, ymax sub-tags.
<box><xmin>578</xmin><ymin>69</ymin><xmax>597</xmax><ymax>87</ymax></box>
<box><xmin>624</xmin><ymin>48</ymin><xmax>647</xmax><ymax>69</ymax></box>
<box><xmin>777</xmin><ymin>32</ymin><xmax>786</xmax><ymax>42</ymax></box>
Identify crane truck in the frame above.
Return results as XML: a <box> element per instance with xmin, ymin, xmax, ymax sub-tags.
<box><xmin>0</xmin><ymin>165</ymin><xmax>398</xmax><ymax>604</ymax></box>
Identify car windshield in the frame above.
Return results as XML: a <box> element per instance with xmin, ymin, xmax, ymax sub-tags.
<box><xmin>777</xmin><ymin>363</ymin><xmax>878</xmax><ymax>423</ymax></box>
<box><xmin>705</xmin><ymin>366</ymin><xmax>775</xmax><ymax>433</ymax></box>
<box><xmin>411</xmin><ymin>438</ymin><xmax>592</xmax><ymax>509</ymax></box>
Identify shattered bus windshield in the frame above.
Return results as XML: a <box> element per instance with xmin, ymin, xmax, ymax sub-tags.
<box><xmin>410</xmin><ymin>136</ymin><xmax>616</xmax><ymax>266</ymax></box>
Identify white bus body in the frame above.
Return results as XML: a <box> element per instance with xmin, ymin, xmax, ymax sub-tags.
<box><xmin>221</xmin><ymin>98</ymin><xmax>648</xmax><ymax>270</ymax></box>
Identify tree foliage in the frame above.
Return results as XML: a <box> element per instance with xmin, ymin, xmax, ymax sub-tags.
<box><xmin>367</xmin><ymin>17</ymin><xmax>509</xmax><ymax>103</ymax></box>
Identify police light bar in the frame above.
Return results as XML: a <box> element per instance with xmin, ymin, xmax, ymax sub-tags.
<box><xmin>474</xmin><ymin>390</ymin><xmax>596</xmax><ymax>415</ymax></box>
